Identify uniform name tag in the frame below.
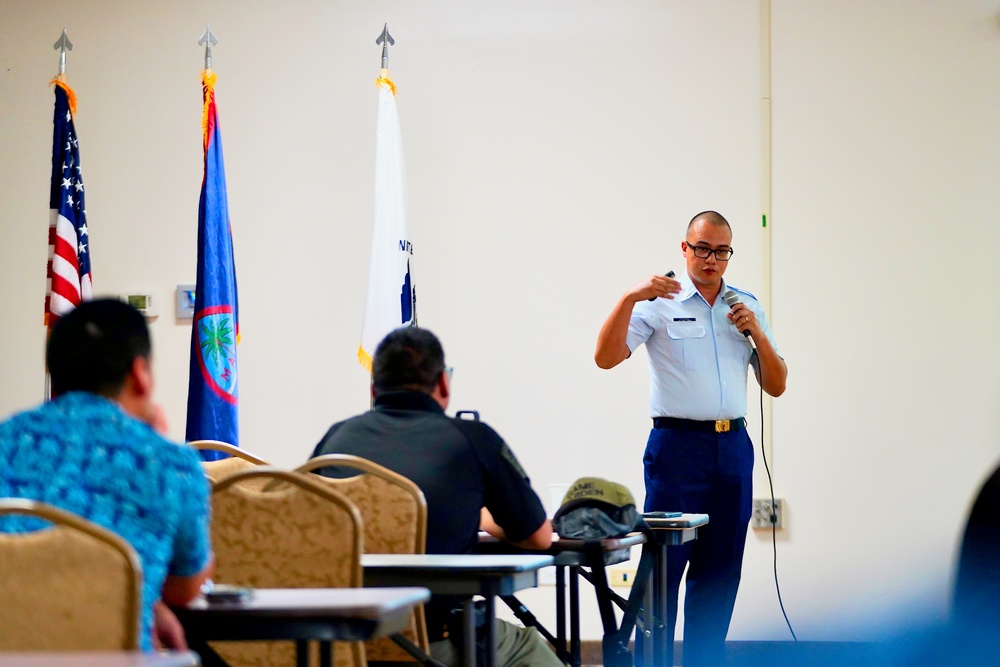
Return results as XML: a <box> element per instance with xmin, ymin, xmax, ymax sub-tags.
<box><xmin>672</xmin><ymin>317</ymin><xmax>696</xmax><ymax>322</ymax></box>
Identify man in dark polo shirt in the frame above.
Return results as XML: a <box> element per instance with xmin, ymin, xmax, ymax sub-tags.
<box><xmin>311</xmin><ymin>326</ymin><xmax>560</xmax><ymax>667</ymax></box>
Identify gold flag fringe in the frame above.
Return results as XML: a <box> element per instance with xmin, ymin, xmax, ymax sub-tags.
<box><xmin>201</xmin><ymin>69</ymin><xmax>218</xmax><ymax>151</ymax></box>
<box><xmin>49</xmin><ymin>78</ymin><xmax>78</xmax><ymax>117</ymax></box>
<box><xmin>375</xmin><ymin>75</ymin><xmax>397</xmax><ymax>96</ymax></box>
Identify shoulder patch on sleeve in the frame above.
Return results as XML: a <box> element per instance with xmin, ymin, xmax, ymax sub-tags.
<box><xmin>500</xmin><ymin>443</ymin><xmax>528</xmax><ymax>479</ymax></box>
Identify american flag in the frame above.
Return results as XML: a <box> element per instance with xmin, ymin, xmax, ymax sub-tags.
<box><xmin>45</xmin><ymin>80</ymin><xmax>92</xmax><ymax>328</ymax></box>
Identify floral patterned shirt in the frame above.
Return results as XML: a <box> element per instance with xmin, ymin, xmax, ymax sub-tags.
<box><xmin>0</xmin><ymin>392</ymin><xmax>211</xmax><ymax>650</ymax></box>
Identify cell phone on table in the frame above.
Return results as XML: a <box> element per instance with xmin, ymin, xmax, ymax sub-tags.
<box><xmin>648</xmin><ymin>271</ymin><xmax>676</xmax><ymax>301</ymax></box>
<box><xmin>642</xmin><ymin>511</ymin><xmax>682</xmax><ymax>518</ymax></box>
<box><xmin>205</xmin><ymin>584</ymin><xmax>254</xmax><ymax>604</ymax></box>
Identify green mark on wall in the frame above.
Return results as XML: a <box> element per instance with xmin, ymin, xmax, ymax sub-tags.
<box><xmin>762</xmin><ymin>214</ymin><xmax>767</xmax><ymax>228</ymax></box>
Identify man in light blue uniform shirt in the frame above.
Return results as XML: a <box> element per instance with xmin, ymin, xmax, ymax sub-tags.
<box><xmin>595</xmin><ymin>211</ymin><xmax>787</xmax><ymax>667</ymax></box>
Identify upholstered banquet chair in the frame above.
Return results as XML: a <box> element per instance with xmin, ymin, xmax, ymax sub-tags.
<box><xmin>298</xmin><ymin>454</ymin><xmax>430</xmax><ymax>663</ymax></box>
<box><xmin>209</xmin><ymin>467</ymin><xmax>365</xmax><ymax>667</ymax></box>
<box><xmin>0</xmin><ymin>498</ymin><xmax>143</xmax><ymax>650</ymax></box>
<box><xmin>189</xmin><ymin>440</ymin><xmax>270</xmax><ymax>486</ymax></box>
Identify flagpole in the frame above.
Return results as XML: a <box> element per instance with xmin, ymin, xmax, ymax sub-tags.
<box><xmin>359</xmin><ymin>22</ymin><xmax>416</xmax><ymax>399</ymax></box>
<box><xmin>54</xmin><ymin>28</ymin><xmax>72</xmax><ymax>81</ymax></box>
<box><xmin>377</xmin><ymin>22</ymin><xmax>394</xmax><ymax>74</ymax></box>
<box><xmin>44</xmin><ymin>29</ymin><xmax>75</xmax><ymax>401</ymax></box>
<box><xmin>373</xmin><ymin>23</ymin><xmax>394</xmax><ymax>408</ymax></box>
<box><xmin>199</xmin><ymin>23</ymin><xmax>217</xmax><ymax>72</ymax></box>
<box><xmin>187</xmin><ymin>24</ymin><xmax>240</xmax><ymax>456</ymax></box>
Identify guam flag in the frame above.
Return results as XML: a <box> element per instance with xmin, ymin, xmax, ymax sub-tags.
<box><xmin>186</xmin><ymin>69</ymin><xmax>238</xmax><ymax>459</ymax></box>
<box><xmin>358</xmin><ymin>71</ymin><xmax>416</xmax><ymax>371</ymax></box>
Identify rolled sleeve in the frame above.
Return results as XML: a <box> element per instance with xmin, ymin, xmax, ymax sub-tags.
<box><xmin>626</xmin><ymin>303</ymin><xmax>657</xmax><ymax>354</ymax></box>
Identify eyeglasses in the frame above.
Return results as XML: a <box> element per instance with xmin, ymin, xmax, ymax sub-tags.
<box><xmin>444</xmin><ymin>366</ymin><xmax>454</xmax><ymax>381</ymax></box>
<box><xmin>685</xmin><ymin>243</ymin><xmax>734</xmax><ymax>261</ymax></box>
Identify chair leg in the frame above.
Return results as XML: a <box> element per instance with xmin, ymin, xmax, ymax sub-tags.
<box><xmin>388</xmin><ymin>632</ymin><xmax>448</xmax><ymax>667</ymax></box>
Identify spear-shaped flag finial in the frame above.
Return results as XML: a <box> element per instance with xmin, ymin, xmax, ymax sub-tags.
<box><xmin>199</xmin><ymin>23</ymin><xmax>218</xmax><ymax>71</ymax></box>
<box><xmin>376</xmin><ymin>23</ymin><xmax>394</xmax><ymax>73</ymax></box>
<box><xmin>53</xmin><ymin>28</ymin><xmax>73</xmax><ymax>78</ymax></box>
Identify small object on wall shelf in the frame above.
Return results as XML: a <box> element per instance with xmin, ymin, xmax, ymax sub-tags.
<box><xmin>177</xmin><ymin>284</ymin><xmax>196</xmax><ymax>319</ymax></box>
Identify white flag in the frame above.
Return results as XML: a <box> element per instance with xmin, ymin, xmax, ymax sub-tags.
<box><xmin>358</xmin><ymin>76</ymin><xmax>416</xmax><ymax>372</ymax></box>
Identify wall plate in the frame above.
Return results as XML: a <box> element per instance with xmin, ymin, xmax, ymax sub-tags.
<box><xmin>176</xmin><ymin>284</ymin><xmax>196</xmax><ymax>319</ymax></box>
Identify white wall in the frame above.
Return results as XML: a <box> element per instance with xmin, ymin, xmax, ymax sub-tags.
<box><xmin>750</xmin><ymin>0</ymin><xmax>1000</xmax><ymax>640</ymax></box>
<box><xmin>1</xmin><ymin>0</ymin><xmax>998</xmax><ymax>642</ymax></box>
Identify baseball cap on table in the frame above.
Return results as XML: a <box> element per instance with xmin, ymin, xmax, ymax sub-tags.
<box><xmin>552</xmin><ymin>477</ymin><xmax>642</xmax><ymax>540</ymax></box>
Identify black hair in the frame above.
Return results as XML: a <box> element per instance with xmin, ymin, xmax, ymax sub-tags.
<box><xmin>372</xmin><ymin>327</ymin><xmax>445</xmax><ymax>396</ymax></box>
<box><xmin>47</xmin><ymin>298</ymin><xmax>151</xmax><ymax>398</ymax></box>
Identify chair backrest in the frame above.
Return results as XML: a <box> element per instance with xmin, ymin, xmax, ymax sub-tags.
<box><xmin>210</xmin><ymin>468</ymin><xmax>365</xmax><ymax>667</ymax></box>
<box><xmin>0</xmin><ymin>498</ymin><xmax>143</xmax><ymax>650</ymax></box>
<box><xmin>298</xmin><ymin>454</ymin><xmax>427</xmax><ymax>556</ymax></box>
<box><xmin>190</xmin><ymin>440</ymin><xmax>270</xmax><ymax>486</ymax></box>
<box><xmin>298</xmin><ymin>454</ymin><xmax>430</xmax><ymax>660</ymax></box>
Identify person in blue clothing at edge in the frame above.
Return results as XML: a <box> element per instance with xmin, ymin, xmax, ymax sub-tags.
<box><xmin>311</xmin><ymin>326</ymin><xmax>563</xmax><ymax>667</ymax></box>
<box><xmin>0</xmin><ymin>299</ymin><xmax>214</xmax><ymax>651</ymax></box>
<box><xmin>594</xmin><ymin>211</ymin><xmax>787</xmax><ymax>667</ymax></box>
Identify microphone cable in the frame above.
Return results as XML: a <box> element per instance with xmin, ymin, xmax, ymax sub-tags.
<box><xmin>754</xmin><ymin>353</ymin><xmax>797</xmax><ymax>641</ymax></box>
<box><xmin>728</xmin><ymin>289</ymin><xmax>797</xmax><ymax>640</ymax></box>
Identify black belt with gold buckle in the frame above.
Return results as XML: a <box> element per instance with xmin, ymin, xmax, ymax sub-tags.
<box><xmin>652</xmin><ymin>417</ymin><xmax>747</xmax><ymax>433</ymax></box>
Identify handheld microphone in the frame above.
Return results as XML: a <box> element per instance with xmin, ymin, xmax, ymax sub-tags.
<box><xmin>723</xmin><ymin>290</ymin><xmax>756</xmax><ymax>349</ymax></box>
<box><xmin>648</xmin><ymin>271</ymin><xmax>676</xmax><ymax>301</ymax></box>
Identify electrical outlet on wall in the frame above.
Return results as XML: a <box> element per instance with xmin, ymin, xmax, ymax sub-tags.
<box><xmin>752</xmin><ymin>498</ymin><xmax>783</xmax><ymax>529</ymax></box>
<box><xmin>607</xmin><ymin>567</ymin><xmax>638</xmax><ymax>588</ymax></box>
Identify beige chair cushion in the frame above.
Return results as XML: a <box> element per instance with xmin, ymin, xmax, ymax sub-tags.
<box><xmin>0</xmin><ymin>499</ymin><xmax>142</xmax><ymax>650</ymax></box>
<box><xmin>210</xmin><ymin>468</ymin><xmax>365</xmax><ymax>667</ymax></box>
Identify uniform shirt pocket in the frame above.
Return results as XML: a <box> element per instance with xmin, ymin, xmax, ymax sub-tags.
<box><xmin>666</xmin><ymin>324</ymin><xmax>708</xmax><ymax>369</ymax></box>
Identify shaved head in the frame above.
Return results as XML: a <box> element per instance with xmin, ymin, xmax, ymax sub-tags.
<box><xmin>686</xmin><ymin>210</ymin><xmax>731</xmax><ymax>234</ymax></box>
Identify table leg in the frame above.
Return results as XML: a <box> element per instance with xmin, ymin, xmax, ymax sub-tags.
<box><xmin>320</xmin><ymin>640</ymin><xmax>333</xmax><ymax>667</ymax></box>
<box><xmin>642</xmin><ymin>572</ymin><xmax>653</xmax><ymax>665</ymax></box>
<box><xmin>296</xmin><ymin>639</ymin><xmax>308</xmax><ymax>667</ymax></box>
<box><xmin>556</xmin><ymin>565</ymin><xmax>568</xmax><ymax>664</ymax></box>
<box><xmin>483</xmin><ymin>594</ymin><xmax>498</xmax><ymax>667</ymax></box>
<box><xmin>656</xmin><ymin>541</ymin><xmax>670</xmax><ymax>667</ymax></box>
<box><xmin>463</xmin><ymin>598</ymin><xmax>478</xmax><ymax>667</ymax></box>
<box><xmin>186</xmin><ymin>636</ymin><xmax>231</xmax><ymax>667</ymax></box>
<box><xmin>570</xmin><ymin>565</ymin><xmax>581</xmax><ymax>667</ymax></box>
<box><xmin>501</xmin><ymin>595</ymin><xmax>559</xmax><ymax>649</ymax></box>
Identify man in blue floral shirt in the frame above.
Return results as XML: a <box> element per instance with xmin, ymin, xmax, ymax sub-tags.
<box><xmin>0</xmin><ymin>299</ymin><xmax>214</xmax><ymax>650</ymax></box>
